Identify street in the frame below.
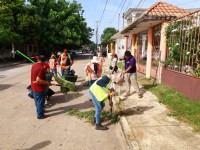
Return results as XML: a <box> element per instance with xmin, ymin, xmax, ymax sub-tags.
<box><xmin>0</xmin><ymin>56</ymin><xmax>126</xmax><ymax>150</ymax></box>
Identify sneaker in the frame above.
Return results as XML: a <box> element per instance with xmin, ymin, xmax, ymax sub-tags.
<box><xmin>138</xmin><ymin>93</ymin><xmax>143</xmax><ymax>98</ymax></box>
<box><xmin>28</xmin><ymin>94</ymin><xmax>34</xmax><ymax>99</ymax></box>
<box><xmin>37</xmin><ymin>115</ymin><xmax>49</xmax><ymax>119</ymax></box>
<box><xmin>93</xmin><ymin>117</ymin><xmax>96</xmax><ymax>124</ymax></box>
<box><xmin>95</xmin><ymin>124</ymin><xmax>108</xmax><ymax>130</ymax></box>
<box><xmin>123</xmin><ymin>92</ymin><xmax>130</xmax><ymax>97</ymax></box>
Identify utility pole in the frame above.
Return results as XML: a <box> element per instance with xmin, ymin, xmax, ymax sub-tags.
<box><xmin>96</xmin><ymin>21</ymin><xmax>99</xmax><ymax>51</ymax></box>
<box><xmin>122</xmin><ymin>13</ymin><xmax>124</xmax><ymax>29</ymax></box>
<box><xmin>118</xmin><ymin>14</ymin><xmax>120</xmax><ymax>31</ymax></box>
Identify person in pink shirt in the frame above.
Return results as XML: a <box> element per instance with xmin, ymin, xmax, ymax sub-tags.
<box><xmin>85</xmin><ymin>56</ymin><xmax>101</xmax><ymax>87</ymax></box>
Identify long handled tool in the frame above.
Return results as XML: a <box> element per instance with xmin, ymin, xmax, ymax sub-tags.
<box><xmin>109</xmin><ymin>92</ymin><xmax>113</xmax><ymax>116</ymax></box>
<box><xmin>16</xmin><ymin>50</ymin><xmax>36</xmax><ymax>64</ymax></box>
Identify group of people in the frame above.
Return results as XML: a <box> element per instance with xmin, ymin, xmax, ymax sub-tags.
<box><xmin>85</xmin><ymin>51</ymin><xmax>142</xmax><ymax>130</ymax></box>
<box><xmin>48</xmin><ymin>48</ymin><xmax>74</xmax><ymax>77</ymax></box>
<box><xmin>31</xmin><ymin>48</ymin><xmax>74</xmax><ymax>119</ymax></box>
<box><xmin>30</xmin><ymin>49</ymin><xmax>142</xmax><ymax>131</ymax></box>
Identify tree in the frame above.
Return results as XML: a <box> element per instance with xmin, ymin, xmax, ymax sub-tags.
<box><xmin>88</xmin><ymin>40</ymin><xmax>96</xmax><ymax>51</ymax></box>
<box><xmin>0</xmin><ymin>0</ymin><xmax>25</xmax><ymax>56</ymax></box>
<box><xmin>100</xmin><ymin>27</ymin><xmax>117</xmax><ymax>44</ymax></box>
<box><xmin>28</xmin><ymin>0</ymin><xmax>93</xmax><ymax>53</ymax></box>
<box><xmin>0</xmin><ymin>0</ymin><xmax>93</xmax><ymax>56</ymax></box>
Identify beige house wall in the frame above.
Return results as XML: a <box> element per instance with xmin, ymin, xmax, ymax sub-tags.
<box><xmin>131</xmin><ymin>34</ymin><xmax>136</xmax><ymax>56</ymax></box>
<box><xmin>146</xmin><ymin>27</ymin><xmax>153</xmax><ymax>78</ymax></box>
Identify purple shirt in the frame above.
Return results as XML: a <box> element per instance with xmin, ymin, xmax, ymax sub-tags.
<box><xmin>124</xmin><ymin>56</ymin><xmax>136</xmax><ymax>73</ymax></box>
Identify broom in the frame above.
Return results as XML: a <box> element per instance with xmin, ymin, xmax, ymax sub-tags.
<box><xmin>53</xmin><ymin>73</ymin><xmax>76</xmax><ymax>93</ymax></box>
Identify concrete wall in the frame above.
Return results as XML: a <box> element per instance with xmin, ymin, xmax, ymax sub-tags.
<box><xmin>115</xmin><ymin>38</ymin><xmax>125</xmax><ymax>58</ymax></box>
<box><xmin>162</xmin><ymin>68</ymin><xmax>200</xmax><ymax>102</ymax></box>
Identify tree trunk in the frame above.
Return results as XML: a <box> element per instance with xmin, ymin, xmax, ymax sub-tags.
<box><xmin>11</xmin><ymin>42</ymin><xmax>15</xmax><ymax>58</ymax></box>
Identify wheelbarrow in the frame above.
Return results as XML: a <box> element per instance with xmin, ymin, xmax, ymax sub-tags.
<box><xmin>27</xmin><ymin>85</ymin><xmax>55</xmax><ymax>101</ymax></box>
<box><xmin>55</xmin><ymin>72</ymin><xmax>77</xmax><ymax>93</ymax></box>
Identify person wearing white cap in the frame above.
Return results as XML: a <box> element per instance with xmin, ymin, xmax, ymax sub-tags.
<box><xmin>84</xmin><ymin>56</ymin><xmax>101</xmax><ymax>87</ymax></box>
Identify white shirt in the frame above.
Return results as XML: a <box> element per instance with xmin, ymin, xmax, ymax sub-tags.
<box><xmin>112</xmin><ymin>58</ymin><xmax>117</xmax><ymax>67</ymax></box>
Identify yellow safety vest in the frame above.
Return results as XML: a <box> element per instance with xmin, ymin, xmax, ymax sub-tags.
<box><xmin>61</xmin><ymin>53</ymin><xmax>72</xmax><ymax>65</ymax></box>
<box><xmin>90</xmin><ymin>79</ymin><xmax>109</xmax><ymax>102</ymax></box>
<box><xmin>68</xmin><ymin>53</ymin><xmax>72</xmax><ymax>64</ymax></box>
<box><xmin>61</xmin><ymin>53</ymin><xmax>67</xmax><ymax>65</ymax></box>
<box><xmin>49</xmin><ymin>58</ymin><xmax>56</xmax><ymax>69</ymax></box>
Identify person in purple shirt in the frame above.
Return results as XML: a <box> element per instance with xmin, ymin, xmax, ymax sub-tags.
<box><xmin>120</xmin><ymin>51</ymin><xmax>142</xmax><ymax>98</ymax></box>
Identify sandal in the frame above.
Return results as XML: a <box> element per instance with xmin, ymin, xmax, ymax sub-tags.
<box><xmin>123</xmin><ymin>92</ymin><xmax>130</xmax><ymax>97</ymax></box>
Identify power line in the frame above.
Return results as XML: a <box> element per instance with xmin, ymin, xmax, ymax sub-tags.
<box><xmin>125</xmin><ymin>0</ymin><xmax>132</xmax><ymax>11</ymax></box>
<box><xmin>119</xmin><ymin>0</ymin><xmax>127</xmax><ymax>15</ymax></box>
<box><xmin>99</xmin><ymin>0</ymin><xmax>109</xmax><ymax>28</ymax></box>
<box><xmin>109</xmin><ymin>0</ymin><xmax>125</xmax><ymax>26</ymax></box>
<box><xmin>136</xmin><ymin>0</ymin><xmax>144</xmax><ymax>9</ymax></box>
<box><xmin>176</xmin><ymin>0</ymin><xmax>199</xmax><ymax>6</ymax></box>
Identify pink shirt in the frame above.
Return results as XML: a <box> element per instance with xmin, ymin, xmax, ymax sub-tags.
<box><xmin>84</xmin><ymin>62</ymin><xmax>98</xmax><ymax>80</ymax></box>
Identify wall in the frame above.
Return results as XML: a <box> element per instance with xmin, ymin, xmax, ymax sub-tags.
<box><xmin>115</xmin><ymin>38</ymin><xmax>125</xmax><ymax>58</ymax></box>
<box><xmin>162</xmin><ymin>68</ymin><xmax>200</xmax><ymax>102</ymax></box>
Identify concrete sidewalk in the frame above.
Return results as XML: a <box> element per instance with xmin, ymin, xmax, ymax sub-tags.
<box><xmin>103</xmin><ymin>57</ymin><xmax>200</xmax><ymax>150</ymax></box>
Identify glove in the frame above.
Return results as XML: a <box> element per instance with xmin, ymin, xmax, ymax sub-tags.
<box><xmin>108</xmin><ymin>87</ymin><xmax>115</xmax><ymax>92</ymax></box>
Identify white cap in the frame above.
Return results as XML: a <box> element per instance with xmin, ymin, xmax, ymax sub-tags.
<box><xmin>91</xmin><ymin>56</ymin><xmax>100</xmax><ymax>63</ymax></box>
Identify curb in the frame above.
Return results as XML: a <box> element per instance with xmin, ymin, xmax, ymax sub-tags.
<box><xmin>113</xmin><ymin>96</ymin><xmax>140</xmax><ymax>150</ymax></box>
<box><xmin>0</xmin><ymin>61</ymin><xmax>25</xmax><ymax>69</ymax></box>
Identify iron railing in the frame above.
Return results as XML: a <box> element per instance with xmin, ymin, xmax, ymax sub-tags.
<box><xmin>165</xmin><ymin>10</ymin><xmax>200</xmax><ymax>77</ymax></box>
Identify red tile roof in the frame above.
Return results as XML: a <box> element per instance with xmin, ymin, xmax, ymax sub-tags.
<box><xmin>121</xmin><ymin>1</ymin><xmax>190</xmax><ymax>34</ymax></box>
<box><xmin>143</xmin><ymin>1</ymin><xmax>189</xmax><ymax>17</ymax></box>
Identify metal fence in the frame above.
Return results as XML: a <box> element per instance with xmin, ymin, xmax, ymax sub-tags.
<box><xmin>165</xmin><ymin>10</ymin><xmax>200</xmax><ymax>77</ymax></box>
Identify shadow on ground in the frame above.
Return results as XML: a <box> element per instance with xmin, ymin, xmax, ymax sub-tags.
<box><xmin>0</xmin><ymin>84</ymin><xmax>13</xmax><ymax>91</ymax></box>
<box><xmin>0</xmin><ymin>75</ymin><xmax>6</xmax><ymax>78</ymax></box>
<box><xmin>45</xmin><ymin>92</ymin><xmax>94</xmax><ymax>117</ymax></box>
<box><xmin>140</xmin><ymin>84</ymin><xmax>158</xmax><ymax>95</ymax></box>
<box><xmin>118</xmin><ymin>106</ymin><xmax>154</xmax><ymax>116</ymax></box>
<box><xmin>17</xmin><ymin>140</ymin><xmax>51</xmax><ymax>150</ymax></box>
<box><xmin>76</xmin><ymin>84</ymin><xmax>89</xmax><ymax>92</ymax></box>
<box><xmin>0</xmin><ymin>63</ymin><xmax>27</xmax><ymax>71</ymax></box>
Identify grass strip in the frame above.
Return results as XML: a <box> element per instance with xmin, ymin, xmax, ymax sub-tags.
<box><xmin>67</xmin><ymin>108</ymin><xmax>119</xmax><ymax>125</ymax></box>
<box><xmin>140</xmin><ymin>78</ymin><xmax>200</xmax><ymax>132</ymax></box>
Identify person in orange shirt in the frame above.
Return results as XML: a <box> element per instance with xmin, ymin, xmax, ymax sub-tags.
<box><xmin>58</xmin><ymin>48</ymin><xmax>74</xmax><ymax>76</ymax></box>
<box><xmin>49</xmin><ymin>54</ymin><xmax>57</xmax><ymax>77</ymax></box>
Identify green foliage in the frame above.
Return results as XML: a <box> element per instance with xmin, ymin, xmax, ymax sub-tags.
<box><xmin>117</xmin><ymin>61</ymin><xmax>125</xmax><ymax>71</ymax></box>
<box><xmin>0</xmin><ymin>0</ymin><xmax>25</xmax><ymax>45</ymax></box>
<box><xmin>140</xmin><ymin>78</ymin><xmax>200</xmax><ymax>132</ymax></box>
<box><xmin>165</xmin><ymin>18</ymin><xmax>200</xmax><ymax>75</ymax></box>
<box><xmin>100</xmin><ymin>27</ymin><xmax>117</xmax><ymax>44</ymax></box>
<box><xmin>88</xmin><ymin>41</ymin><xmax>96</xmax><ymax>51</ymax></box>
<box><xmin>0</xmin><ymin>0</ymin><xmax>93</xmax><ymax>54</ymax></box>
<box><xmin>67</xmin><ymin>108</ymin><xmax>119</xmax><ymax>125</ymax></box>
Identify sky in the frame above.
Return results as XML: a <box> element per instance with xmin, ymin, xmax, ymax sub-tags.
<box><xmin>69</xmin><ymin>0</ymin><xmax>200</xmax><ymax>43</ymax></box>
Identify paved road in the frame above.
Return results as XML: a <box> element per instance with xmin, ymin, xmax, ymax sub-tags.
<box><xmin>0</xmin><ymin>57</ymin><xmax>126</xmax><ymax>150</ymax></box>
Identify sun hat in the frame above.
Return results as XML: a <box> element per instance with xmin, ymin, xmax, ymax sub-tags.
<box><xmin>91</xmin><ymin>56</ymin><xmax>100</xmax><ymax>63</ymax></box>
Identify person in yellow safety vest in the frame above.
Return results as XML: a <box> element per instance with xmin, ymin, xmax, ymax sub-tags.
<box><xmin>58</xmin><ymin>48</ymin><xmax>74</xmax><ymax>76</ymax></box>
<box><xmin>49</xmin><ymin>54</ymin><xmax>57</xmax><ymax>77</ymax></box>
<box><xmin>89</xmin><ymin>75</ymin><xmax>114</xmax><ymax>130</ymax></box>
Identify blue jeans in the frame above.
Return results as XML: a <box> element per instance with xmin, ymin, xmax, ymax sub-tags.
<box><xmin>33</xmin><ymin>91</ymin><xmax>45</xmax><ymax>119</ymax></box>
<box><xmin>61</xmin><ymin>67</ymin><xmax>70</xmax><ymax>76</ymax></box>
<box><xmin>89</xmin><ymin>80</ymin><xmax>96</xmax><ymax>87</ymax></box>
<box><xmin>50</xmin><ymin>68</ymin><xmax>57</xmax><ymax>77</ymax></box>
<box><xmin>89</xmin><ymin>90</ymin><xmax>105</xmax><ymax>124</ymax></box>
